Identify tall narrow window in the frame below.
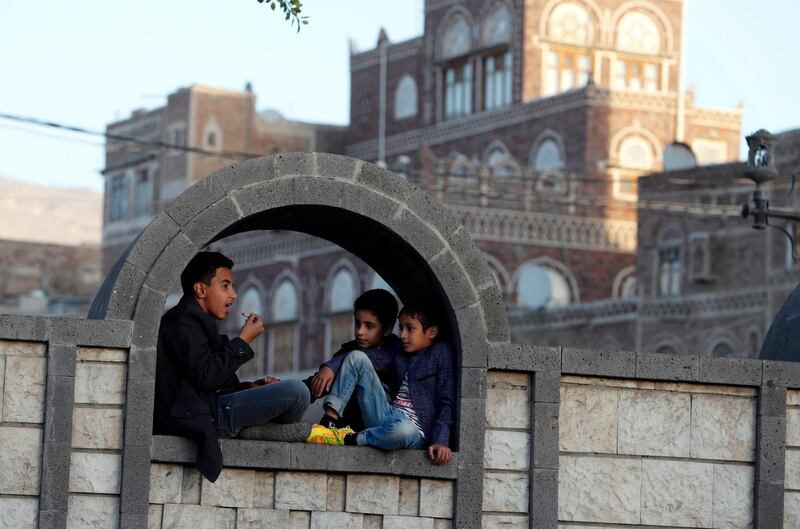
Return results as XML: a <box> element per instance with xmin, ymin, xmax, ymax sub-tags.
<box><xmin>270</xmin><ymin>280</ymin><xmax>298</xmax><ymax>374</ymax></box>
<box><xmin>615</xmin><ymin>59</ymin><xmax>660</xmax><ymax>92</ymax></box>
<box><xmin>109</xmin><ymin>173</ymin><xmax>128</xmax><ymax>222</ymax></box>
<box><xmin>444</xmin><ymin>62</ymin><xmax>473</xmax><ymax>119</ymax></box>
<box><xmin>544</xmin><ymin>49</ymin><xmax>591</xmax><ymax>96</ymax></box>
<box><xmin>484</xmin><ymin>51</ymin><xmax>512</xmax><ymax>110</ymax></box>
<box><xmin>132</xmin><ymin>167</ymin><xmax>153</xmax><ymax>217</ymax></box>
<box><xmin>328</xmin><ymin>269</ymin><xmax>357</xmax><ymax>356</ymax></box>
<box><xmin>657</xmin><ymin>225</ymin><xmax>683</xmax><ymax>296</ymax></box>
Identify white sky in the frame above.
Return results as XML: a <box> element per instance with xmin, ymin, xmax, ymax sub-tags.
<box><xmin>0</xmin><ymin>0</ymin><xmax>797</xmax><ymax>192</ymax></box>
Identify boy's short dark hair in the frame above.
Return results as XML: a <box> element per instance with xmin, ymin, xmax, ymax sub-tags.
<box><xmin>354</xmin><ymin>289</ymin><xmax>398</xmax><ymax>330</ymax></box>
<box><xmin>180</xmin><ymin>252</ymin><xmax>234</xmax><ymax>296</ymax></box>
<box><xmin>399</xmin><ymin>301</ymin><xmax>441</xmax><ymax>331</ymax></box>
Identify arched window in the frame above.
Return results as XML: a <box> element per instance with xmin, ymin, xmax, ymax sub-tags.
<box><xmin>327</xmin><ymin>269</ymin><xmax>357</xmax><ymax>355</ymax></box>
<box><xmin>663</xmin><ymin>143</ymin><xmax>696</xmax><ymax>171</ymax></box>
<box><xmin>548</xmin><ymin>2</ymin><xmax>595</xmax><ymax>45</ymax></box>
<box><xmin>481</xmin><ymin>3</ymin><xmax>513</xmax><ymax>110</ymax></box>
<box><xmin>440</xmin><ymin>11</ymin><xmax>474</xmax><ymax>119</ymax></box>
<box><xmin>614</xmin><ymin>11</ymin><xmax>662</xmax><ymax>92</ymax></box>
<box><xmin>515</xmin><ymin>264</ymin><xmax>572</xmax><ymax>308</ymax></box>
<box><xmin>655</xmin><ymin>344</ymin><xmax>677</xmax><ymax>355</ymax></box>
<box><xmin>613</xmin><ymin>267</ymin><xmax>638</xmax><ymax>299</ymax></box>
<box><xmin>236</xmin><ymin>288</ymin><xmax>264</xmax><ymax>378</ymax></box>
<box><xmin>394</xmin><ymin>74</ymin><xmax>418</xmax><ymax>120</ymax></box>
<box><xmin>616</xmin><ymin>11</ymin><xmax>661</xmax><ymax>55</ymax></box>
<box><xmin>711</xmin><ymin>341</ymin><xmax>733</xmax><ymax>357</ymax></box>
<box><xmin>533</xmin><ymin>138</ymin><xmax>565</xmax><ymax>172</ymax></box>
<box><xmin>657</xmin><ymin>224</ymin><xmax>683</xmax><ymax>297</ymax></box>
<box><xmin>544</xmin><ymin>2</ymin><xmax>594</xmax><ymax>96</ymax></box>
<box><xmin>485</xmin><ymin>144</ymin><xmax>517</xmax><ymax>176</ymax></box>
<box><xmin>618</xmin><ymin>136</ymin><xmax>655</xmax><ymax>170</ymax></box>
<box><xmin>270</xmin><ymin>279</ymin><xmax>298</xmax><ymax>374</ymax></box>
<box><xmin>481</xmin><ymin>2</ymin><xmax>512</xmax><ymax>47</ymax></box>
<box><xmin>450</xmin><ymin>156</ymin><xmax>477</xmax><ymax>178</ymax></box>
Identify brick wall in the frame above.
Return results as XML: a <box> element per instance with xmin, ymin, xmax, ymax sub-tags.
<box><xmin>786</xmin><ymin>390</ymin><xmax>800</xmax><ymax>528</ymax></box>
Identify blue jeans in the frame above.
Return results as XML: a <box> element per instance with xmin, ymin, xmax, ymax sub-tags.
<box><xmin>216</xmin><ymin>379</ymin><xmax>310</xmax><ymax>438</ymax></box>
<box><xmin>323</xmin><ymin>350</ymin><xmax>424</xmax><ymax>450</ymax></box>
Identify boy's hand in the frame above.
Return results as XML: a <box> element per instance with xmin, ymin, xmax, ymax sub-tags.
<box><xmin>311</xmin><ymin>366</ymin><xmax>334</xmax><ymax>398</ymax></box>
<box><xmin>427</xmin><ymin>444</ymin><xmax>451</xmax><ymax>465</ymax></box>
<box><xmin>239</xmin><ymin>313</ymin><xmax>264</xmax><ymax>343</ymax></box>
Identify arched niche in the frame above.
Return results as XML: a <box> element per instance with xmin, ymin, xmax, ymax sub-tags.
<box><xmin>88</xmin><ymin>153</ymin><xmax>508</xmax><ymax>525</ymax></box>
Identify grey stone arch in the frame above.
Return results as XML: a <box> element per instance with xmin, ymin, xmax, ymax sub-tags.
<box><xmin>88</xmin><ymin>152</ymin><xmax>508</xmax><ymax>528</ymax></box>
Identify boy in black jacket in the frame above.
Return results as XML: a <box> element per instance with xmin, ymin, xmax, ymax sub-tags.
<box><xmin>154</xmin><ymin>252</ymin><xmax>310</xmax><ymax>482</ymax></box>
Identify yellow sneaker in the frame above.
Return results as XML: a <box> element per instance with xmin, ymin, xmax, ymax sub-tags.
<box><xmin>306</xmin><ymin>424</ymin><xmax>355</xmax><ymax>446</ymax></box>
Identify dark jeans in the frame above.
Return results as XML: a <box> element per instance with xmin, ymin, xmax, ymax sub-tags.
<box><xmin>216</xmin><ymin>379</ymin><xmax>310</xmax><ymax>438</ymax></box>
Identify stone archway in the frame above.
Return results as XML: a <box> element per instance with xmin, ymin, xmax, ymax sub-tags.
<box><xmin>89</xmin><ymin>153</ymin><xmax>509</xmax><ymax>526</ymax></box>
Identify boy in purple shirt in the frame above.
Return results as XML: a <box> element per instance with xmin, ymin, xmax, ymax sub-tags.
<box><xmin>312</xmin><ymin>302</ymin><xmax>455</xmax><ymax>465</ymax></box>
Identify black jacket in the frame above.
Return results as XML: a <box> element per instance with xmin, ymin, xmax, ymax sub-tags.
<box><xmin>154</xmin><ymin>295</ymin><xmax>253</xmax><ymax>482</ymax></box>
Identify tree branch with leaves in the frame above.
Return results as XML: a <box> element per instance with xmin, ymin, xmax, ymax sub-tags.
<box><xmin>257</xmin><ymin>0</ymin><xmax>309</xmax><ymax>32</ymax></box>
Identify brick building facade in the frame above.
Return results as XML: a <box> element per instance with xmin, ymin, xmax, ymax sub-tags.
<box><xmin>102</xmin><ymin>0</ymin><xmax>747</xmax><ymax>376</ymax></box>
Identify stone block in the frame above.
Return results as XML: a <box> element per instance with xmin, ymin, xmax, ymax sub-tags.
<box><xmin>640</xmin><ymin>460</ymin><xmax>713</xmax><ymax>526</ymax></box>
<box><xmin>124</xmin><ymin>379</ymin><xmax>156</xmax><ymax>447</ymax></box>
<box><xmin>0</xmin><ymin>426</ymin><xmax>42</xmax><ymax>495</ymax></box>
<box><xmin>67</xmin><ymin>495</ymin><xmax>120</xmax><ymax>529</ymax></box>
<box><xmin>125</xmin><ymin>213</ymin><xmax>181</xmax><ymax>271</ymax></box>
<box><xmin>484</xmin><ymin>430</ymin><xmax>529</xmax><ymax>471</ymax></box>
<box><xmin>763</xmin><ymin>360</ymin><xmax>800</xmax><ymax>387</ymax></box>
<box><xmin>293</xmin><ymin>175</ymin><xmax>347</xmax><ymax>208</ymax></box>
<box><xmin>562</xmin><ymin>347</ymin><xmax>636</xmax><ymax>378</ymax></box>
<box><xmin>691</xmin><ymin>394</ymin><xmax>756</xmax><ymax>462</ymax></box>
<box><xmin>200</xmin><ymin>468</ymin><xmax>255</xmax><ymax>508</ymax></box>
<box><xmin>788</xmin><ymin>409</ymin><xmax>800</xmax><ymax>447</ymax></box>
<box><xmin>220</xmin><ymin>438</ymin><xmax>291</xmax><ymax>468</ymax></box>
<box><xmin>760</xmin><ymin>384</ymin><xmax>787</xmax><ymax>417</ymax></box>
<box><xmin>128</xmin><ymin>347</ymin><xmax>156</xmax><ymax>382</ymax></box>
<box><xmin>398</xmin><ymin>478</ymin><xmax>419</xmax><ymax>516</ymax></box>
<box><xmin>789</xmin><ymin>389</ymin><xmax>800</xmax><ymax>406</ymax></box>
<box><xmin>0</xmin><ymin>356</ymin><xmax>4</xmax><ymax>420</ymax></box>
<box><xmin>74</xmin><ymin>362</ymin><xmax>126</xmax><ymax>405</ymax></box>
<box><xmin>0</xmin><ymin>339</ymin><xmax>46</xmax><ymax>357</ymax></box>
<box><xmin>236</xmin><ymin>508</ymin><xmax>291</xmax><ymax>529</ymax></box>
<box><xmin>131</xmin><ymin>285</ymin><xmax>168</xmax><ymax>348</ymax></box>
<box><xmin>488</xmin><ymin>343</ymin><xmax>560</xmax><ymax>372</ymax></box>
<box><xmin>3</xmin><ymin>356</ymin><xmax>46</xmax><ymax>423</ymax></box>
<box><xmin>445</xmin><ymin>226</ymin><xmax>495</xmax><ymax>292</ymax></box>
<box><xmin>427</xmin><ymin>248</ymin><xmax>478</xmax><ymax>312</ymax></box>
<box><xmin>558</xmin><ymin>455</ymin><xmax>641</xmax><ymax>524</ymax></box>
<box><xmin>215</xmin><ymin>156</ymin><xmax>277</xmax><ymax>192</ymax></box>
<box><xmin>149</xmin><ymin>464</ymin><xmax>183</xmax><ymax>504</ymax></box>
<box><xmin>618</xmin><ymin>388</ymin><xmax>691</xmax><ymax>457</ymax></box>
<box><xmin>181</xmin><ymin>467</ymin><xmax>202</xmax><ymax>505</ymax></box>
<box><xmin>161</xmin><ymin>504</ymin><xmax>236</xmax><ymax>529</ymax></box>
<box><xmin>382</xmin><ymin>515</ymin><xmax>434</xmax><ymax>529</ymax></box>
<box><xmin>789</xmin><ymin>450</ymin><xmax>800</xmax><ymax>490</ymax></box>
<box><xmin>532</xmin><ymin>402</ymin><xmax>559</xmax><ymax>469</ymax></box>
<box><xmin>482</xmin><ymin>471</ymin><xmax>528</xmax><ymax>513</ymax></box>
<box><xmin>182</xmin><ymin>197</ymin><xmax>242</xmax><ymax>247</ymax></box>
<box><xmin>478</xmin><ymin>286</ymin><xmax>510</xmax><ymax>343</ymax></box>
<box><xmin>533</xmin><ymin>371</ymin><xmax>560</xmax><ymax>404</ymax></box>
<box><xmin>47</xmin><ymin>318</ymin><xmax>133</xmax><ymax>348</ymax></box>
<box><xmin>457</xmin><ymin>398</ymin><xmax>486</xmax><ymax>464</ymax></box>
<box><xmin>75</xmin><ymin>346</ymin><xmax>126</xmax><ymax>363</ymax></box>
<box><xmin>452</xmin><ymin>304</ymin><xmax>489</xmax><ymax>369</ymax></box>
<box><xmin>253</xmin><ymin>471</ymin><xmax>274</xmax><ymax>509</ymax></box>
<box><xmin>316</xmin><ymin>153</ymin><xmax>361</xmax><ymax>182</ymax></box>
<box><xmin>786</xmin><ymin>492</ymin><xmax>800</xmax><ymax>529</ymax></box>
<box><xmin>148</xmin><ymin>504</ymin><xmax>163</xmax><ymax>529</ymax></box>
<box><xmin>120</xmin><ymin>445</ymin><xmax>152</xmax><ymax>516</ymax></box>
<box><xmin>0</xmin><ymin>316</ymin><xmax>47</xmax><ymax>342</ymax></box>
<box><xmin>530</xmin><ymin>468</ymin><xmax>558</xmax><ymax>529</ymax></box>
<box><xmin>69</xmin><ymin>452</ymin><xmax>122</xmax><ymax>494</ymax></box>
<box><xmin>485</xmin><ymin>380</ymin><xmax>529</xmax><ymax>430</ymax></box>
<box><xmin>164</xmin><ymin>175</ymin><xmax>226</xmax><ymax>227</ymax></box>
<box><xmin>481</xmin><ymin>515</ymin><xmax>527</xmax><ymax>529</ymax></box>
<box><xmin>356</xmin><ymin>162</ymin><xmax>416</xmax><ymax>202</ymax></box>
<box><xmin>102</xmin><ymin>262</ymin><xmax>147</xmax><ymax>320</ymax></box>
<box><xmin>231</xmin><ymin>178</ymin><xmax>295</xmax><ymax>217</ymax></box>
<box><xmin>326</xmin><ymin>474</ymin><xmax>345</xmax><ymax>511</ymax></box>
<box><xmin>362</xmin><ymin>514</ymin><xmax>382</xmax><ymax>529</ymax></box>
<box><xmin>72</xmin><ymin>407</ymin><xmax>124</xmax><ymax>450</ymax></box>
<box><xmin>712</xmin><ymin>463</ymin><xmax>754</xmax><ymax>529</ymax></box>
<box><xmin>47</xmin><ymin>343</ymin><xmax>76</xmax><ymax>378</ymax></box>
<box><xmin>460</xmin><ymin>368</ymin><xmax>486</xmax><ymax>399</ymax></box>
<box><xmin>310</xmin><ymin>511</ymin><xmax>364</xmax><ymax>529</ymax></box>
<box><xmin>406</xmin><ymin>186</ymin><xmax>461</xmax><ymax>242</ymax></box>
<box><xmin>143</xmin><ymin>233</ymin><xmax>198</xmax><ymax>295</ymax></box>
<box><xmin>0</xmin><ymin>497</ymin><xmax>38</xmax><ymax>529</ymax></box>
<box><xmin>559</xmin><ymin>383</ymin><xmax>617</xmax><ymax>454</ymax></box>
<box><xmin>393</xmin><ymin>207</ymin><xmax>446</xmax><ymax>262</ymax></box>
<box><xmin>419</xmin><ymin>479</ymin><xmax>453</xmax><ymax>518</ymax></box>
<box><xmin>38</xmin><ymin>441</ymin><xmax>69</xmax><ymax>511</ymax></box>
<box><xmin>699</xmin><ymin>357</ymin><xmax>763</xmax><ymax>386</ymax></box>
<box><xmin>455</xmin><ymin>463</ymin><xmax>483</xmax><ymax>527</ymax></box>
<box><xmin>274</xmin><ymin>472</ymin><xmax>327</xmax><ymax>511</ymax></box>
<box><xmin>274</xmin><ymin>152</ymin><xmax>316</xmax><ymax>178</ymax></box>
<box><xmin>758</xmin><ymin>415</ymin><xmax>786</xmax><ymax>483</ymax></box>
<box><xmin>290</xmin><ymin>511</ymin><xmax>310</xmax><ymax>529</ymax></box>
<box><xmin>637</xmin><ymin>351</ymin><xmax>700</xmax><ymax>381</ymax></box>
<box><xmin>433</xmin><ymin>519</ymin><xmax>451</xmax><ymax>529</ymax></box>
<box><xmin>289</xmin><ymin>442</ymin><xmax>329</xmax><ymax>471</ymax></box>
<box><xmin>346</xmin><ymin>474</ymin><xmax>399</xmax><ymax>515</ymax></box>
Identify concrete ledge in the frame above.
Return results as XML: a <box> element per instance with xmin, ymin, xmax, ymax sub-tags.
<box><xmin>562</xmin><ymin>347</ymin><xmax>637</xmax><ymax>378</ymax></box>
<box><xmin>0</xmin><ymin>314</ymin><xmax>49</xmax><ymax>341</ymax></box>
<box><xmin>489</xmin><ymin>343</ymin><xmax>560</xmax><ymax>372</ymax></box>
<box><xmin>151</xmin><ymin>435</ymin><xmax>458</xmax><ymax>479</ymax></box>
<box><xmin>46</xmin><ymin>318</ymin><xmax>133</xmax><ymax>347</ymax></box>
